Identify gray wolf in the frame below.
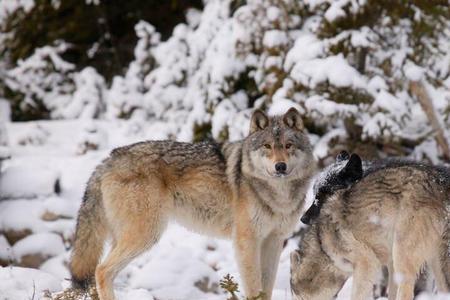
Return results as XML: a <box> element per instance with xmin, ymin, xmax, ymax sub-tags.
<box><xmin>300</xmin><ymin>151</ymin><xmax>362</xmax><ymax>225</ymax></box>
<box><xmin>69</xmin><ymin>108</ymin><xmax>317</xmax><ymax>300</ymax></box>
<box><xmin>291</xmin><ymin>158</ymin><xmax>450</xmax><ymax>300</ymax></box>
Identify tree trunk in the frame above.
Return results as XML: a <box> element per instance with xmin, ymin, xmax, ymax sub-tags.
<box><xmin>409</xmin><ymin>80</ymin><xmax>450</xmax><ymax>161</ymax></box>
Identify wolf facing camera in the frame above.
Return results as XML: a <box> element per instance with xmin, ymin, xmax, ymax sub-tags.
<box><xmin>70</xmin><ymin>108</ymin><xmax>317</xmax><ymax>300</ymax></box>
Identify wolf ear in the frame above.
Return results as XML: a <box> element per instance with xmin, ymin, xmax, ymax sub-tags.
<box><xmin>336</xmin><ymin>150</ymin><xmax>350</xmax><ymax>162</ymax></box>
<box><xmin>290</xmin><ymin>250</ymin><xmax>301</xmax><ymax>267</ymax></box>
<box><xmin>250</xmin><ymin>109</ymin><xmax>269</xmax><ymax>134</ymax></box>
<box><xmin>342</xmin><ymin>153</ymin><xmax>363</xmax><ymax>182</ymax></box>
<box><xmin>283</xmin><ymin>108</ymin><xmax>303</xmax><ymax>131</ymax></box>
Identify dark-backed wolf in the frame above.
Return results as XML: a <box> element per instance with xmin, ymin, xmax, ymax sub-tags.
<box><xmin>300</xmin><ymin>151</ymin><xmax>362</xmax><ymax>225</ymax></box>
<box><xmin>291</xmin><ymin>158</ymin><xmax>450</xmax><ymax>300</ymax></box>
<box><xmin>69</xmin><ymin>108</ymin><xmax>317</xmax><ymax>300</ymax></box>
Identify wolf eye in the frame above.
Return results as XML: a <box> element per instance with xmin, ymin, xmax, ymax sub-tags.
<box><xmin>285</xmin><ymin>143</ymin><xmax>293</xmax><ymax>149</ymax></box>
<box><xmin>264</xmin><ymin>144</ymin><xmax>271</xmax><ymax>149</ymax></box>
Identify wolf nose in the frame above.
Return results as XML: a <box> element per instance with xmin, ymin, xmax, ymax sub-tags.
<box><xmin>275</xmin><ymin>162</ymin><xmax>287</xmax><ymax>173</ymax></box>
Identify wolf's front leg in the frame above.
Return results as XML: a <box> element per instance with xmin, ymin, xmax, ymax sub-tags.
<box><xmin>260</xmin><ymin>232</ymin><xmax>283</xmax><ymax>300</ymax></box>
<box><xmin>233</xmin><ymin>211</ymin><xmax>262</xmax><ymax>298</ymax></box>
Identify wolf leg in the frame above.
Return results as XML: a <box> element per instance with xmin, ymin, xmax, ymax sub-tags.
<box><xmin>233</xmin><ymin>207</ymin><xmax>262</xmax><ymax>298</ymax></box>
<box><xmin>387</xmin><ymin>259</ymin><xmax>397</xmax><ymax>300</ymax></box>
<box><xmin>95</xmin><ymin>215</ymin><xmax>167</xmax><ymax>300</ymax></box>
<box><xmin>351</xmin><ymin>247</ymin><xmax>381</xmax><ymax>300</ymax></box>
<box><xmin>96</xmin><ymin>176</ymin><xmax>168</xmax><ymax>300</ymax></box>
<box><xmin>392</xmin><ymin>236</ymin><xmax>424</xmax><ymax>300</ymax></box>
<box><xmin>234</xmin><ymin>236</ymin><xmax>262</xmax><ymax>298</ymax></box>
<box><xmin>430</xmin><ymin>254</ymin><xmax>450</xmax><ymax>292</ymax></box>
<box><xmin>260</xmin><ymin>232</ymin><xmax>283</xmax><ymax>300</ymax></box>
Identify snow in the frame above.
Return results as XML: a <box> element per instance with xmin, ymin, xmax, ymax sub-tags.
<box><xmin>0</xmin><ymin>98</ymin><xmax>11</xmax><ymax>122</ymax></box>
<box><xmin>350</xmin><ymin>27</ymin><xmax>372</xmax><ymax>48</ymax></box>
<box><xmin>372</xmin><ymin>90</ymin><xmax>407</xmax><ymax>122</ymax></box>
<box><xmin>324</xmin><ymin>0</ymin><xmax>347</xmax><ymax>22</ymax></box>
<box><xmin>1</xmin><ymin>0</ymin><xmax>450</xmax><ymax>299</ymax></box>
<box><xmin>0</xmin><ymin>199</ymin><xmax>43</xmax><ymax>232</ymax></box>
<box><xmin>39</xmin><ymin>253</ymin><xmax>70</xmax><ymax>281</ymax></box>
<box><xmin>0</xmin><ymin>266</ymin><xmax>61</xmax><ymax>300</ymax></box>
<box><xmin>263</xmin><ymin>30</ymin><xmax>289</xmax><ymax>48</ymax></box>
<box><xmin>60</xmin><ymin>67</ymin><xmax>105</xmax><ymax>119</ymax></box>
<box><xmin>0</xmin><ymin>165</ymin><xmax>59</xmax><ymax>199</ymax></box>
<box><xmin>290</xmin><ymin>54</ymin><xmax>367</xmax><ymax>89</ymax></box>
<box><xmin>267</xmin><ymin>6</ymin><xmax>281</xmax><ymax>21</ymax></box>
<box><xmin>404</xmin><ymin>61</ymin><xmax>425</xmax><ymax>82</ymax></box>
<box><xmin>417</xmin><ymin>293</ymin><xmax>450</xmax><ymax>300</ymax></box>
<box><xmin>304</xmin><ymin>95</ymin><xmax>357</xmax><ymax>120</ymax></box>
<box><xmin>313</xmin><ymin>128</ymin><xmax>347</xmax><ymax>159</ymax></box>
<box><xmin>0</xmin><ymin>0</ymin><xmax>35</xmax><ymax>23</ymax></box>
<box><xmin>0</xmin><ymin>235</ymin><xmax>12</xmax><ymax>262</ymax></box>
<box><xmin>268</xmin><ymin>99</ymin><xmax>303</xmax><ymax>116</ymax></box>
<box><xmin>2</xmin><ymin>118</ymin><xmax>446</xmax><ymax>299</ymax></box>
<box><xmin>0</xmin><ymin>119</ymin><xmax>297</xmax><ymax>299</ymax></box>
<box><xmin>13</xmin><ymin>233</ymin><xmax>66</xmax><ymax>261</ymax></box>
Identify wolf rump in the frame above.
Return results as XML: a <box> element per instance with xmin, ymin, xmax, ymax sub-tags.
<box><xmin>69</xmin><ymin>108</ymin><xmax>317</xmax><ymax>300</ymax></box>
<box><xmin>291</xmin><ymin>157</ymin><xmax>450</xmax><ymax>300</ymax></box>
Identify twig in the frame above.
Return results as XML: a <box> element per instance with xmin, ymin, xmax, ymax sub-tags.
<box><xmin>30</xmin><ymin>280</ymin><xmax>36</xmax><ymax>300</ymax></box>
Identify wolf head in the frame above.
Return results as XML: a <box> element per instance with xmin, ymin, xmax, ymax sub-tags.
<box><xmin>290</xmin><ymin>248</ymin><xmax>347</xmax><ymax>300</ymax></box>
<box><xmin>244</xmin><ymin>108</ymin><xmax>313</xmax><ymax>179</ymax></box>
<box><xmin>301</xmin><ymin>151</ymin><xmax>363</xmax><ymax>225</ymax></box>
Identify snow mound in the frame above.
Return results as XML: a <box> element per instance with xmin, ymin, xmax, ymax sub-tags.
<box><xmin>0</xmin><ymin>235</ymin><xmax>12</xmax><ymax>262</ymax></box>
<box><xmin>0</xmin><ymin>266</ymin><xmax>61</xmax><ymax>299</ymax></box>
<box><xmin>0</xmin><ymin>165</ymin><xmax>59</xmax><ymax>199</ymax></box>
<box><xmin>13</xmin><ymin>232</ymin><xmax>66</xmax><ymax>261</ymax></box>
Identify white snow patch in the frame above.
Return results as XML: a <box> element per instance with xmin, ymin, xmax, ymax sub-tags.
<box><xmin>0</xmin><ymin>165</ymin><xmax>59</xmax><ymax>199</ymax></box>
<box><xmin>268</xmin><ymin>99</ymin><xmax>303</xmax><ymax>116</ymax></box>
<box><xmin>0</xmin><ymin>235</ymin><xmax>13</xmax><ymax>262</ymax></box>
<box><xmin>404</xmin><ymin>61</ymin><xmax>425</xmax><ymax>82</ymax></box>
<box><xmin>13</xmin><ymin>232</ymin><xmax>65</xmax><ymax>260</ymax></box>
<box><xmin>263</xmin><ymin>30</ymin><xmax>289</xmax><ymax>48</ymax></box>
<box><xmin>0</xmin><ymin>266</ymin><xmax>62</xmax><ymax>299</ymax></box>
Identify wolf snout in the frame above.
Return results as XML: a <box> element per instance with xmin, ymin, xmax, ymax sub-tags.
<box><xmin>275</xmin><ymin>162</ymin><xmax>287</xmax><ymax>174</ymax></box>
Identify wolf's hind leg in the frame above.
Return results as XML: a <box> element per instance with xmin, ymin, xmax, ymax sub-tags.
<box><xmin>95</xmin><ymin>216</ymin><xmax>167</xmax><ymax>300</ymax></box>
<box><xmin>392</xmin><ymin>234</ymin><xmax>425</xmax><ymax>300</ymax></box>
<box><xmin>96</xmin><ymin>176</ymin><xmax>169</xmax><ymax>300</ymax></box>
<box><xmin>430</xmin><ymin>251</ymin><xmax>450</xmax><ymax>292</ymax></box>
<box><xmin>387</xmin><ymin>259</ymin><xmax>397</xmax><ymax>300</ymax></box>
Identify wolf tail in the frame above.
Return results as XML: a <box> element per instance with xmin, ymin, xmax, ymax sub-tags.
<box><xmin>440</xmin><ymin>217</ymin><xmax>450</xmax><ymax>291</ymax></box>
<box><xmin>70</xmin><ymin>172</ymin><xmax>107</xmax><ymax>289</ymax></box>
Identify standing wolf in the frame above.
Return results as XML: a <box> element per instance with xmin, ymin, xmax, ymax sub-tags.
<box><xmin>70</xmin><ymin>108</ymin><xmax>317</xmax><ymax>300</ymax></box>
<box><xmin>290</xmin><ymin>158</ymin><xmax>450</xmax><ymax>300</ymax></box>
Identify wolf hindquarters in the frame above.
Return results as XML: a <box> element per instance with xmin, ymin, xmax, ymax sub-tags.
<box><xmin>95</xmin><ymin>172</ymin><xmax>169</xmax><ymax>300</ymax></box>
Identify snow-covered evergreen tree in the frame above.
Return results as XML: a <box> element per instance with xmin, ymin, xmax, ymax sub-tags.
<box><xmin>106</xmin><ymin>21</ymin><xmax>160</xmax><ymax>120</ymax></box>
<box><xmin>1</xmin><ymin>0</ymin><xmax>449</xmax><ymax>163</ymax></box>
<box><xmin>4</xmin><ymin>43</ymin><xmax>75</xmax><ymax>120</ymax></box>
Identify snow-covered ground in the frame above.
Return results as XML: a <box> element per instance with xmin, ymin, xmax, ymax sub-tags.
<box><xmin>0</xmin><ymin>119</ymin><xmax>294</xmax><ymax>300</ymax></box>
<box><xmin>1</xmin><ymin>120</ymin><xmax>449</xmax><ymax>300</ymax></box>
